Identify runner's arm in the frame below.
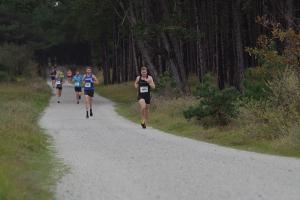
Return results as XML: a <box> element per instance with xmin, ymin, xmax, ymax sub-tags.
<box><xmin>148</xmin><ymin>76</ymin><xmax>155</xmax><ymax>89</ymax></box>
<box><xmin>134</xmin><ymin>76</ymin><xmax>140</xmax><ymax>89</ymax></box>
<box><xmin>93</xmin><ymin>75</ymin><xmax>99</xmax><ymax>85</ymax></box>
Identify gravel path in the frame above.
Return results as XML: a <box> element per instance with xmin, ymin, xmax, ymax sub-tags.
<box><xmin>40</xmin><ymin>83</ymin><xmax>300</xmax><ymax>200</ymax></box>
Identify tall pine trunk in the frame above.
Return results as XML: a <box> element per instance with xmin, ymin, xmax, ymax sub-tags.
<box><xmin>232</xmin><ymin>0</ymin><xmax>245</xmax><ymax>91</ymax></box>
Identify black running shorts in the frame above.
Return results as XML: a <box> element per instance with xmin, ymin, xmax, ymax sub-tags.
<box><xmin>84</xmin><ymin>90</ymin><xmax>94</xmax><ymax>97</ymax></box>
<box><xmin>138</xmin><ymin>95</ymin><xmax>151</xmax><ymax>104</ymax></box>
<box><xmin>75</xmin><ymin>87</ymin><xmax>82</xmax><ymax>92</ymax></box>
<box><xmin>56</xmin><ymin>86</ymin><xmax>62</xmax><ymax>90</ymax></box>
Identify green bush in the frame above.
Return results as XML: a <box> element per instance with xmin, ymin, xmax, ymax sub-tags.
<box><xmin>156</xmin><ymin>71</ymin><xmax>178</xmax><ymax>96</ymax></box>
<box><xmin>0</xmin><ymin>71</ymin><xmax>10</xmax><ymax>81</ymax></box>
<box><xmin>0</xmin><ymin>64</ymin><xmax>10</xmax><ymax>81</ymax></box>
<box><xmin>0</xmin><ymin>43</ymin><xmax>36</xmax><ymax>80</ymax></box>
<box><xmin>241</xmin><ymin>68</ymin><xmax>300</xmax><ymax>140</ymax></box>
<box><xmin>244</xmin><ymin>35</ymin><xmax>289</xmax><ymax>101</ymax></box>
<box><xmin>243</xmin><ymin>67</ymin><xmax>271</xmax><ymax>101</ymax></box>
<box><xmin>184</xmin><ymin>74</ymin><xmax>240</xmax><ymax>126</ymax></box>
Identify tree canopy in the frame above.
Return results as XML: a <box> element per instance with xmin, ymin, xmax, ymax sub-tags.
<box><xmin>0</xmin><ymin>0</ymin><xmax>300</xmax><ymax>90</ymax></box>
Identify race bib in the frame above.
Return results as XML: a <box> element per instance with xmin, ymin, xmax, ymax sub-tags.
<box><xmin>140</xmin><ymin>86</ymin><xmax>149</xmax><ymax>93</ymax></box>
<box><xmin>75</xmin><ymin>82</ymin><xmax>80</xmax><ymax>87</ymax></box>
<box><xmin>56</xmin><ymin>80</ymin><xmax>61</xmax><ymax>85</ymax></box>
<box><xmin>85</xmin><ymin>82</ymin><xmax>91</xmax><ymax>88</ymax></box>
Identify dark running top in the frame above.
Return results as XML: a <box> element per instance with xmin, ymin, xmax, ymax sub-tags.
<box><xmin>55</xmin><ymin>77</ymin><xmax>63</xmax><ymax>87</ymax></box>
<box><xmin>84</xmin><ymin>74</ymin><xmax>94</xmax><ymax>90</ymax></box>
<box><xmin>138</xmin><ymin>76</ymin><xmax>150</xmax><ymax>96</ymax></box>
<box><xmin>50</xmin><ymin>69</ymin><xmax>56</xmax><ymax>77</ymax></box>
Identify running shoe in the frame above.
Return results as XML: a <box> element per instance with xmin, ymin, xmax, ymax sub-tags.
<box><xmin>141</xmin><ymin>120</ymin><xmax>146</xmax><ymax>129</ymax></box>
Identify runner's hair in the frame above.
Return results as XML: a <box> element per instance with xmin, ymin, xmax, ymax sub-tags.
<box><xmin>86</xmin><ymin>66</ymin><xmax>93</xmax><ymax>70</ymax></box>
<box><xmin>140</xmin><ymin>66</ymin><xmax>151</xmax><ymax>76</ymax></box>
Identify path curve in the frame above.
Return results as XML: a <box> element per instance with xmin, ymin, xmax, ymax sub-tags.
<box><xmin>40</xmin><ymin>83</ymin><xmax>300</xmax><ymax>200</ymax></box>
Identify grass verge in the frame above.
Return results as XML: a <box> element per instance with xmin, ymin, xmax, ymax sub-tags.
<box><xmin>0</xmin><ymin>80</ymin><xmax>59</xmax><ymax>200</ymax></box>
<box><xmin>96</xmin><ymin>82</ymin><xmax>300</xmax><ymax>158</ymax></box>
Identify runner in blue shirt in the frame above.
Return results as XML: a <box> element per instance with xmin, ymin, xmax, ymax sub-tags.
<box><xmin>72</xmin><ymin>70</ymin><xmax>83</xmax><ymax>104</ymax></box>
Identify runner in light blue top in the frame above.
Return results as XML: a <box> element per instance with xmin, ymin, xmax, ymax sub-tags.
<box><xmin>72</xmin><ymin>70</ymin><xmax>83</xmax><ymax>104</ymax></box>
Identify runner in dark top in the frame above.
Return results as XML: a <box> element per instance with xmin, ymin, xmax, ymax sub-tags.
<box><xmin>50</xmin><ymin>67</ymin><xmax>57</xmax><ymax>88</ymax></box>
<box><xmin>134</xmin><ymin>66</ymin><xmax>155</xmax><ymax>129</ymax></box>
<box><xmin>55</xmin><ymin>71</ymin><xmax>65</xmax><ymax>103</ymax></box>
<box><xmin>83</xmin><ymin>67</ymin><xmax>99</xmax><ymax>118</ymax></box>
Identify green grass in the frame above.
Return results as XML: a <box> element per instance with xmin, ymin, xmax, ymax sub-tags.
<box><xmin>96</xmin><ymin>82</ymin><xmax>300</xmax><ymax>158</ymax></box>
<box><xmin>0</xmin><ymin>80</ymin><xmax>59</xmax><ymax>200</ymax></box>
<box><xmin>97</xmin><ymin>82</ymin><xmax>137</xmax><ymax>104</ymax></box>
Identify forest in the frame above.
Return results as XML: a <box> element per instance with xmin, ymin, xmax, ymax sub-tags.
<box><xmin>2</xmin><ymin>1</ymin><xmax>300</xmax><ymax>199</ymax></box>
<box><xmin>1</xmin><ymin>0</ymin><xmax>300</xmax><ymax>146</ymax></box>
<box><xmin>0</xmin><ymin>0</ymin><xmax>298</xmax><ymax>89</ymax></box>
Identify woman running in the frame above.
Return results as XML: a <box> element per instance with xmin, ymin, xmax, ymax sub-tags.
<box><xmin>134</xmin><ymin>66</ymin><xmax>155</xmax><ymax>129</ymax></box>
<box><xmin>72</xmin><ymin>70</ymin><xmax>83</xmax><ymax>104</ymax></box>
<box><xmin>50</xmin><ymin>67</ymin><xmax>57</xmax><ymax>88</ymax></box>
<box><xmin>55</xmin><ymin>71</ymin><xmax>65</xmax><ymax>103</ymax></box>
<box><xmin>83</xmin><ymin>67</ymin><xmax>99</xmax><ymax>118</ymax></box>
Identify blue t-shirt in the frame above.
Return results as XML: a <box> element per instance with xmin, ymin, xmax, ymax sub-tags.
<box><xmin>72</xmin><ymin>75</ymin><xmax>83</xmax><ymax>88</ymax></box>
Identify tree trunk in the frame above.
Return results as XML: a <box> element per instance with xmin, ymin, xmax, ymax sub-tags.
<box><xmin>287</xmin><ymin>0</ymin><xmax>294</xmax><ymax>28</ymax></box>
<box><xmin>127</xmin><ymin>1</ymin><xmax>158</xmax><ymax>79</ymax></box>
<box><xmin>161</xmin><ymin>33</ymin><xmax>187</xmax><ymax>94</ymax></box>
<box><xmin>232</xmin><ymin>0</ymin><xmax>245</xmax><ymax>91</ymax></box>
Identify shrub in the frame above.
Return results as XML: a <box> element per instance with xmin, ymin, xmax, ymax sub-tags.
<box><xmin>243</xmin><ymin>67</ymin><xmax>271</xmax><ymax>101</ymax></box>
<box><xmin>184</xmin><ymin>74</ymin><xmax>240</xmax><ymax>126</ymax></box>
<box><xmin>242</xmin><ymin>20</ymin><xmax>300</xmax><ymax>143</ymax></box>
<box><xmin>156</xmin><ymin>71</ymin><xmax>178</xmax><ymax>96</ymax></box>
<box><xmin>241</xmin><ymin>68</ymin><xmax>300</xmax><ymax>140</ymax></box>
<box><xmin>0</xmin><ymin>43</ymin><xmax>36</xmax><ymax>80</ymax></box>
<box><xmin>0</xmin><ymin>64</ymin><xmax>10</xmax><ymax>81</ymax></box>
